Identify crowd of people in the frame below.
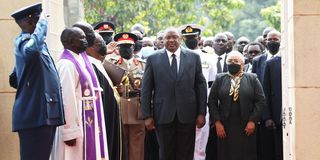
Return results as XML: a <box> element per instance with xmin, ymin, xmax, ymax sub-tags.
<box><xmin>9</xmin><ymin>2</ymin><xmax>283</xmax><ymax>160</ymax></box>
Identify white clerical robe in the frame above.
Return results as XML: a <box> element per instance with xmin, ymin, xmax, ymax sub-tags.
<box><xmin>51</xmin><ymin>50</ymin><xmax>108</xmax><ymax>160</ymax></box>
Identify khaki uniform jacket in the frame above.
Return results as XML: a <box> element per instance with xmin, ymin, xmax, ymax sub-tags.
<box><xmin>107</xmin><ymin>56</ymin><xmax>145</xmax><ymax>124</ymax></box>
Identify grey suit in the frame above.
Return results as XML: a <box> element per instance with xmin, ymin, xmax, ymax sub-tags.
<box><xmin>141</xmin><ymin>48</ymin><xmax>207</xmax><ymax>160</ymax></box>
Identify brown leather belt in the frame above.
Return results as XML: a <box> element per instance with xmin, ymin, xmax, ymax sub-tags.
<box><xmin>120</xmin><ymin>91</ymin><xmax>140</xmax><ymax>98</ymax></box>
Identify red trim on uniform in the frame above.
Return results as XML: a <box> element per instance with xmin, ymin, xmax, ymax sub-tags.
<box><xmin>117</xmin><ymin>37</ymin><xmax>134</xmax><ymax>43</ymax></box>
<box><xmin>117</xmin><ymin>57</ymin><xmax>123</xmax><ymax>64</ymax></box>
<box><xmin>133</xmin><ymin>58</ymin><xmax>139</xmax><ymax>65</ymax></box>
<box><xmin>97</xmin><ymin>25</ymin><xmax>113</xmax><ymax>31</ymax></box>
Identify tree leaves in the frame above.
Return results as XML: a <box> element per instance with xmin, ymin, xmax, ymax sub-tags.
<box><xmin>84</xmin><ymin>0</ymin><xmax>244</xmax><ymax>36</ymax></box>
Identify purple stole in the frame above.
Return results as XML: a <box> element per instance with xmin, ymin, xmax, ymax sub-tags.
<box><xmin>60</xmin><ymin>49</ymin><xmax>107</xmax><ymax>160</ymax></box>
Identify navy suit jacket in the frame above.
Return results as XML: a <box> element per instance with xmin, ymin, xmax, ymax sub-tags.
<box><xmin>10</xmin><ymin>20</ymin><xmax>64</xmax><ymax>131</ymax></box>
<box><xmin>263</xmin><ymin>56</ymin><xmax>282</xmax><ymax>125</ymax></box>
<box><xmin>141</xmin><ymin>48</ymin><xmax>207</xmax><ymax>124</ymax></box>
<box><xmin>252</xmin><ymin>53</ymin><xmax>268</xmax><ymax>83</ymax></box>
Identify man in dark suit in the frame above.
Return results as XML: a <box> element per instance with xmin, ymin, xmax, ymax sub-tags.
<box><xmin>252</xmin><ymin>28</ymin><xmax>275</xmax><ymax>83</ymax></box>
<box><xmin>262</xmin><ymin>30</ymin><xmax>283</xmax><ymax>160</ymax></box>
<box><xmin>9</xmin><ymin>3</ymin><xmax>65</xmax><ymax>160</ymax></box>
<box><xmin>213</xmin><ymin>33</ymin><xmax>229</xmax><ymax>73</ymax></box>
<box><xmin>205</xmin><ymin>32</ymin><xmax>229</xmax><ymax>160</ymax></box>
<box><xmin>244</xmin><ymin>42</ymin><xmax>263</xmax><ymax>73</ymax></box>
<box><xmin>141</xmin><ymin>27</ymin><xmax>207</xmax><ymax>160</ymax></box>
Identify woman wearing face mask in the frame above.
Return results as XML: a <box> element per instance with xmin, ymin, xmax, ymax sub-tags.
<box><xmin>208</xmin><ymin>51</ymin><xmax>266</xmax><ymax>160</ymax></box>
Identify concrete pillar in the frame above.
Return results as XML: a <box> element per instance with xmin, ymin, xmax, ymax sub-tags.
<box><xmin>282</xmin><ymin>0</ymin><xmax>320</xmax><ymax>159</ymax></box>
<box><xmin>0</xmin><ymin>0</ymin><xmax>77</xmax><ymax>159</ymax></box>
<box><xmin>0</xmin><ymin>1</ymin><xmax>38</xmax><ymax>159</ymax></box>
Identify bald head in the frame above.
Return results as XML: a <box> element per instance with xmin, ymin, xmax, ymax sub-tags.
<box><xmin>131</xmin><ymin>23</ymin><xmax>145</xmax><ymax>36</ymax></box>
<box><xmin>263</xmin><ymin>27</ymin><xmax>274</xmax><ymax>38</ymax></box>
<box><xmin>163</xmin><ymin>27</ymin><xmax>181</xmax><ymax>52</ymax></box>
<box><xmin>213</xmin><ymin>33</ymin><xmax>228</xmax><ymax>56</ymax></box>
<box><xmin>267</xmin><ymin>30</ymin><xmax>281</xmax><ymax>41</ymax></box>
<box><xmin>236</xmin><ymin>36</ymin><xmax>250</xmax><ymax>54</ymax></box>
<box><xmin>73</xmin><ymin>21</ymin><xmax>96</xmax><ymax>47</ymax></box>
<box><xmin>266</xmin><ymin>30</ymin><xmax>281</xmax><ymax>54</ymax></box>
<box><xmin>224</xmin><ymin>31</ymin><xmax>235</xmax><ymax>53</ymax></box>
<box><xmin>60</xmin><ymin>27</ymin><xmax>88</xmax><ymax>54</ymax></box>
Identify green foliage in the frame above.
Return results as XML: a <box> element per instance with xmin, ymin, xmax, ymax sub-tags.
<box><xmin>227</xmin><ymin>0</ymin><xmax>279</xmax><ymax>41</ymax></box>
<box><xmin>84</xmin><ymin>0</ymin><xmax>244</xmax><ymax>36</ymax></box>
<box><xmin>261</xmin><ymin>1</ymin><xmax>281</xmax><ymax>31</ymax></box>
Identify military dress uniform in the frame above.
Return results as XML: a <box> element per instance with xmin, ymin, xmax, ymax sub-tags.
<box><xmin>10</xmin><ymin>3</ymin><xmax>64</xmax><ymax>160</ymax></box>
<box><xmin>106</xmin><ymin>32</ymin><xmax>146</xmax><ymax>160</ymax></box>
<box><xmin>181</xmin><ymin>25</ymin><xmax>217</xmax><ymax>160</ymax></box>
<box><xmin>106</xmin><ymin>56</ymin><xmax>146</xmax><ymax>160</ymax></box>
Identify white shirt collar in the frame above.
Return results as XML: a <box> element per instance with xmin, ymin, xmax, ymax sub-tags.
<box><xmin>166</xmin><ymin>47</ymin><xmax>181</xmax><ymax>58</ymax></box>
<box><xmin>217</xmin><ymin>53</ymin><xmax>226</xmax><ymax>59</ymax></box>
<box><xmin>88</xmin><ymin>56</ymin><xmax>101</xmax><ymax>65</ymax></box>
<box><xmin>267</xmin><ymin>50</ymin><xmax>280</xmax><ymax>59</ymax></box>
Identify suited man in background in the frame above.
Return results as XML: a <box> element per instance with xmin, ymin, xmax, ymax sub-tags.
<box><xmin>213</xmin><ymin>33</ymin><xmax>229</xmax><ymax>73</ymax></box>
<box><xmin>223</xmin><ymin>31</ymin><xmax>235</xmax><ymax>54</ymax></box>
<box><xmin>262</xmin><ymin>30</ymin><xmax>283</xmax><ymax>160</ymax></box>
<box><xmin>252</xmin><ymin>27</ymin><xmax>275</xmax><ymax>83</ymax></box>
<box><xmin>141</xmin><ymin>27</ymin><xmax>207</xmax><ymax>160</ymax></box>
<box><xmin>205</xmin><ymin>32</ymin><xmax>229</xmax><ymax>160</ymax></box>
<box><xmin>9</xmin><ymin>3</ymin><xmax>64</xmax><ymax>160</ymax></box>
<box><xmin>236</xmin><ymin>36</ymin><xmax>250</xmax><ymax>54</ymax></box>
<box><xmin>244</xmin><ymin>42</ymin><xmax>263</xmax><ymax>73</ymax></box>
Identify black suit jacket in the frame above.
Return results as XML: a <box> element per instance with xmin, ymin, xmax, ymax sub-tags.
<box><xmin>263</xmin><ymin>56</ymin><xmax>282</xmax><ymax>125</ymax></box>
<box><xmin>208</xmin><ymin>73</ymin><xmax>265</xmax><ymax>123</ymax></box>
<box><xmin>252</xmin><ymin>53</ymin><xmax>268</xmax><ymax>83</ymax></box>
<box><xmin>141</xmin><ymin>48</ymin><xmax>207</xmax><ymax>124</ymax></box>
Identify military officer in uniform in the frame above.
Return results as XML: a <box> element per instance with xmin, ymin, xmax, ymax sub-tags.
<box><xmin>104</xmin><ymin>32</ymin><xmax>146</xmax><ymax>160</ymax></box>
<box><xmin>9</xmin><ymin>3</ymin><xmax>64</xmax><ymax>160</ymax></box>
<box><xmin>180</xmin><ymin>24</ymin><xmax>217</xmax><ymax>160</ymax></box>
<box><xmin>94</xmin><ymin>21</ymin><xmax>119</xmax><ymax>59</ymax></box>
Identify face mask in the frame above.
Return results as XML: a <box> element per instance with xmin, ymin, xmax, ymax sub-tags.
<box><xmin>134</xmin><ymin>41</ymin><xmax>143</xmax><ymax>51</ymax></box>
<box><xmin>86</xmin><ymin>34</ymin><xmax>96</xmax><ymax>47</ymax></box>
<box><xmin>227</xmin><ymin>64</ymin><xmax>241</xmax><ymax>75</ymax></box>
<box><xmin>102</xmin><ymin>36</ymin><xmax>113</xmax><ymax>45</ymax></box>
<box><xmin>95</xmin><ymin>43</ymin><xmax>107</xmax><ymax>56</ymax></box>
<box><xmin>267</xmin><ymin>41</ymin><xmax>280</xmax><ymax>55</ymax></box>
<box><xmin>185</xmin><ymin>38</ymin><xmax>198</xmax><ymax>49</ymax></box>
<box><xmin>119</xmin><ymin>46</ymin><xmax>132</xmax><ymax>59</ymax></box>
<box><xmin>78</xmin><ymin>39</ymin><xmax>88</xmax><ymax>53</ymax></box>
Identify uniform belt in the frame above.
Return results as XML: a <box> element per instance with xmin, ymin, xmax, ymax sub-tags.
<box><xmin>121</xmin><ymin>91</ymin><xmax>140</xmax><ymax>98</ymax></box>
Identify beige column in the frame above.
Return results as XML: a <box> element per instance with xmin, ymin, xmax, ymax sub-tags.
<box><xmin>282</xmin><ymin>0</ymin><xmax>320</xmax><ymax>159</ymax></box>
<box><xmin>0</xmin><ymin>0</ymin><xmax>66</xmax><ymax>159</ymax></box>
